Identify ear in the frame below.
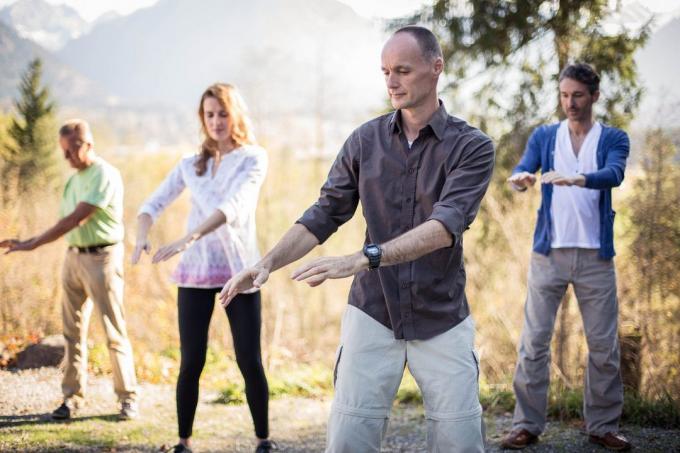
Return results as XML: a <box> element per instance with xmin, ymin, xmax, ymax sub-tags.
<box><xmin>592</xmin><ymin>90</ymin><xmax>600</xmax><ymax>103</ymax></box>
<box><xmin>433</xmin><ymin>57</ymin><xmax>444</xmax><ymax>76</ymax></box>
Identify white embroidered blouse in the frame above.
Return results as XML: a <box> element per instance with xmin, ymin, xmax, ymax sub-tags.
<box><xmin>138</xmin><ymin>145</ymin><xmax>267</xmax><ymax>288</ymax></box>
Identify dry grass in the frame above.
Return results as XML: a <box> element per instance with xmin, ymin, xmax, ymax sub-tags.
<box><xmin>0</xmin><ymin>140</ymin><xmax>678</xmax><ymax>403</ymax></box>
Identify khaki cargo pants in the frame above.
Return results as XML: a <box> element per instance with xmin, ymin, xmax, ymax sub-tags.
<box><xmin>327</xmin><ymin>305</ymin><xmax>484</xmax><ymax>452</ymax></box>
<box><xmin>61</xmin><ymin>243</ymin><xmax>137</xmax><ymax>403</ymax></box>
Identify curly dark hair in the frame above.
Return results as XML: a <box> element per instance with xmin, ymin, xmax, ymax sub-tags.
<box><xmin>559</xmin><ymin>63</ymin><xmax>600</xmax><ymax>94</ymax></box>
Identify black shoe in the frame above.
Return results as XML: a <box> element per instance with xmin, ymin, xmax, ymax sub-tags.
<box><xmin>51</xmin><ymin>400</ymin><xmax>77</xmax><ymax>420</ymax></box>
<box><xmin>256</xmin><ymin>439</ymin><xmax>278</xmax><ymax>452</ymax></box>
<box><xmin>160</xmin><ymin>444</ymin><xmax>192</xmax><ymax>453</ymax></box>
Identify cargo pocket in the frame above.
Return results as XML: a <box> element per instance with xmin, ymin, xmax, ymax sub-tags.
<box><xmin>471</xmin><ymin>349</ymin><xmax>480</xmax><ymax>382</ymax></box>
<box><xmin>333</xmin><ymin>345</ymin><xmax>343</xmax><ymax>388</ymax></box>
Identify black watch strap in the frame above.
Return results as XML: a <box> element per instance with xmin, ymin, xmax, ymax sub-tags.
<box><xmin>363</xmin><ymin>244</ymin><xmax>382</xmax><ymax>269</ymax></box>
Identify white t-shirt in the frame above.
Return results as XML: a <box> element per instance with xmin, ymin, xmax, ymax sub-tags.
<box><xmin>550</xmin><ymin>120</ymin><xmax>602</xmax><ymax>249</ymax></box>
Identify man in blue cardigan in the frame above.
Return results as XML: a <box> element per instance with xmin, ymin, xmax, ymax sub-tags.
<box><xmin>501</xmin><ymin>64</ymin><xmax>631</xmax><ymax>451</ymax></box>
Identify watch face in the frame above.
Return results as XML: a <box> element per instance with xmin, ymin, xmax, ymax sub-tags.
<box><xmin>366</xmin><ymin>245</ymin><xmax>380</xmax><ymax>257</ymax></box>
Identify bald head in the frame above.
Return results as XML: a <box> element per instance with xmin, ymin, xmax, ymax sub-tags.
<box><xmin>381</xmin><ymin>26</ymin><xmax>443</xmax><ymax>111</ymax></box>
<box><xmin>392</xmin><ymin>26</ymin><xmax>443</xmax><ymax>62</ymax></box>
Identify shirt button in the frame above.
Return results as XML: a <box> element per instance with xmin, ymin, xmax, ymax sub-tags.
<box><xmin>401</xmin><ymin>282</ymin><xmax>409</xmax><ymax>289</ymax></box>
<box><xmin>408</xmin><ymin>168</ymin><xmax>415</xmax><ymax>174</ymax></box>
<box><xmin>406</xmin><ymin>197</ymin><xmax>412</xmax><ymax>203</ymax></box>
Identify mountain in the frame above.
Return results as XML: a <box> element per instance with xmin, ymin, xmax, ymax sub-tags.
<box><xmin>58</xmin><ymin>0</ymin><xmax>385</xmax><ymax>117</ymax></box>
<box><xmin>0</xmin><ymin>0</ymin><xmax>88</xmax><ymax>51</ymax></box>
<box><xmin>91</xmin><ymin>10</ymin><xmax>121</xmax><ymax>29</ymax></box>
<box><xmin>0</xmin><ymin>21</ymin><xmax>107</xmax><ymax>107</ymax></box>
<box><xmin>635</xmin><ymin>17</ymin><xmax>680</xmax><ymax>127</ymax></box>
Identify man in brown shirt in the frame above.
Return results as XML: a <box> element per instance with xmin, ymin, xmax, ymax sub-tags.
<box><xmin>221</xmin><ymin>26</ymin><xmax>494</xmax><ymax>452</ymax></box>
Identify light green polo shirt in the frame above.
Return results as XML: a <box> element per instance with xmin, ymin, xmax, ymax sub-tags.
<box><xmin>60</xmin><ymin>154</ymin><xmax>124</xmax><ymax>247</ymax></box>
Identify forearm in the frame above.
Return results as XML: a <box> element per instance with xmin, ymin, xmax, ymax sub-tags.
<box><xmin>136</xmin><ymin>213</ymin><xmax>153</xmax><ymax>242</ymax></box>
<box><xmin>185</xmin><ymin>210</ymin><xmax>226</xmax><ymax>242</ymax></box>
<box><xmin>260</xmin><ymin>223</ymin><xmax>319</xmax><ymax>272</ymax></box>
<box><xmin>29</xmin><ymin>217</ymin><xmax>79</xmax><ymax>248</ymax></box>
<box><xmin>380</xmin><ymin>220</ymin><xmax>453</xmax><ymax>267</ymax></box>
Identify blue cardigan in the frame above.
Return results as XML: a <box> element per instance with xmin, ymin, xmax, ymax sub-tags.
<box><xmin>512</xmin><ymin>123</ymin><xmax>630</xmax><ymax>260</ymax></box>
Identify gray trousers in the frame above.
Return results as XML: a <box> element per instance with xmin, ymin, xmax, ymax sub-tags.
<box><xmin>512</xmin><ymin>248</ymin><xmax>623</xmax><ymax>436</ymax></box>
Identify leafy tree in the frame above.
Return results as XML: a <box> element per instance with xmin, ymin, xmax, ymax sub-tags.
<box><xmin>628</xmin><ymin>130</ymin><xmax>680</xmax><ymax>318</ymax></box>
<box><xmin>398</xmin><ymin>0</ymin><xmax>650</xmax><ymax>173</ymax></box>
<box><xmin>1</xmin><ymin>58</ymin><xmax>57</xmax><ymax>195</ymax></box>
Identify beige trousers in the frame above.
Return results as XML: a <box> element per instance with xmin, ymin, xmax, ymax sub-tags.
<box><xmin>61</xmin><ymin>244</ymin><xmax>138</xmax><ymax>403</ymax></box>
<box><xmin>327</xmin><ymin>305</ymin><xmax>484</xmax><ymax>453</ymax></box>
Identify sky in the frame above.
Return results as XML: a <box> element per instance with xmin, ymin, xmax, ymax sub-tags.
<box><xmin>1</xmin><ymin>0</ymin><xmax>676</xmax><ymax>22</ymax></box>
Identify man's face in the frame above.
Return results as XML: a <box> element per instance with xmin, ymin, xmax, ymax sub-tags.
<box><xmin>381</xmin><ymin>33</ymin><xmax>442</xmax><ymax>110</ymax></box>
<box><xmin>559</xmin><ymin>77</ymin><xmax>599</xmax><ymax>122</ymax></box>
<box><xmin>59</xmin><ymin>134</ymin><xmax>91</xmax><ymax>169</ymax></box>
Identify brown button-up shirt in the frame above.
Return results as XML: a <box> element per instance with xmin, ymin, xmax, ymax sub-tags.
<box><xmin>297</xmin><ymin>102</ymin><xmax>495</xmax><ymax>340</ymax></box>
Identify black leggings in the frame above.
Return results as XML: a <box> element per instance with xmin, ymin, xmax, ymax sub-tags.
<box><xmin>176</xmin><ymin>287</ymin><xmax>268</xmax><ymax>439</ymax></box>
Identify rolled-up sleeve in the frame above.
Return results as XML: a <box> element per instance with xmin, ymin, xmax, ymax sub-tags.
<box><xmin>296</xmin><ymin>131</ymin><xmax>360</xmax><ymax>244</ymax></box>
<box><xmin>217</xmin><ymin>150</ymin><xmax>268</xmax><ymax>226</ymax></box>
<box><xmin>138</xmin><ymin>162</ymin><xmax>185</xmax><ymax>221</ymax></box>
<box><xmin>428</xmin><ymin>135</ymin><xmax>495</xmax><ymax>246</ymax></box>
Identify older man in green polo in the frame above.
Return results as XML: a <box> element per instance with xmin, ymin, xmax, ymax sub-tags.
<box><xmin>1</xmin><ymin>119</ymin><xmax>138</xmax><ymax>420</ymax></box>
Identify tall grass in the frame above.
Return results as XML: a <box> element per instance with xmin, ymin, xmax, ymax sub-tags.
<box><xmin>0</xmin><ymin>137</ymin><xmax>678</xmax><ymax>416</ymax></box>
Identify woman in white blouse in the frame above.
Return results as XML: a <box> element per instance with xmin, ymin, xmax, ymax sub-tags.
<box><xmin>132</xmin><ymin>83</ymin><xmax>274</xmax><ymax>453</ymax></box>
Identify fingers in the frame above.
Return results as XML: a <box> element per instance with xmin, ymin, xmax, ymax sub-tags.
<box><xmin>541</xmin><ymin>172</ymin><xmax>571</xmax><ymax>185</ymax></box>
<box><xmin>507</xmin><ymin>172</ymin><xmax>536</xmax><ymax>188</ymax></box>
<box><xmin>218</xmin><ymin>268</ymin><xmax>270</xmax><ymax>307</ymax></box>
<box><xmin>292</xmin><ymin>260</ymin><xmax>327</xmax><ymax>282</ymax></box>
<box><xmin>152</xmin><ymin>245</ymin><xmax>177</xmax><ymax>263</ymax></box>
<box><xmin>303</xmin><ymin>273</ymin><xmax>328</xmax><ymax>287</ymax></box>
<box><xmin>541</xmin><ymin>171</ymin><xmax>557</xmax><ymax>184</ymax></box>
<box><xmin>219</xmin><ymin>281</ymin><xmax>242</xmax><ymax>307</ymax></box>
<box><xmin>506</xmin><ymin>172</ymin><xmax>524</xmax><ymax>183</ymax></box>
<box><xmin>252</xmin><ymin>269</ymin><xmax>269</xmax><ymax>287</ymax></box>
<box><xmin>219</xmin><ymin>271</ymin><xmax>253</xmax><ymax>307</ymax></box>
<box><xmin>131</xmin><ymin>247</ymin><xmax>143</xmax><ymax>264</ymax></box>
<box><xmin>290</xmin><ymin>260</ymin><xmax>315</xmax><ymax>280</ymax></box>
<box><xmin>131</xmin><ymin>243</ymin><xmax>152</xmax><ymax>264</ymax></box>
<box><xmin>0</xmin><ymin>239</ymin><xmax>17</xmax><ymax>248</ymax></box>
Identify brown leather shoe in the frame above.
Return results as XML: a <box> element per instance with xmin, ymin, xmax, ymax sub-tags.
<box><xmin>589</xmin><ymin>432</ymin><xmax>632</xmax><ymax>451</ymax></box>
<box><xmin>500</xmin><ymin>429</ymin><xmax>539</xmax><ymax>449</ymax></box>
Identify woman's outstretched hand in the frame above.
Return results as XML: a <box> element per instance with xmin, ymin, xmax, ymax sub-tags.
<box><xmin>130</xmin><ymin>239</ymin><xmax>151</xmax><ymax>264</ymax></box>
<box><xmin>152</xmin><ymin>236</ymin><xmax>193</xmax><ymax>263</ymax></box>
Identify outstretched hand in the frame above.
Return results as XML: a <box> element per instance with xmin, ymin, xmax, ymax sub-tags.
<box><xmin>541</xmin><ymin>171</ymin><xmax>585</xmax><ymax>187</ymax></box>
<box><xmin>0</xmin><ymin>238</ymin><xmax>35</xmax><ymax>254</ymax></box>
<box><xmin>219</xmin><ymin>266</ymin><xmax>270</xmax><ymax>307</ymax></box>
<box><xmin>507</xmin><ymin>171</ymin><xmax>537</xmax><ymax>190</ymax></box>
<box><xmin>291</xmin><ymin>253</ymin><xmax>366</xmax><ymax>287</ymax></box>
<box><xmin>130</xmin><ymin>239</ymin><xmax>151</xmax><ymax>264</ymax></box>
<box><xmin>152</xmin><ymin>236</ymin><xmax>193</xmax><ymax>263</ymax></box>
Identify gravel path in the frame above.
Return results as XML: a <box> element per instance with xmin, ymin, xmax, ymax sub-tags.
<box><xmin>1</xmin><ymin>368</ymin><xmax>678</xmax><ymax>452</ymax></box>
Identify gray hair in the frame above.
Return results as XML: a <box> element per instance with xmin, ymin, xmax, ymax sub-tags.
<box><xmin>59</xmin><ymin>119</ymin><xmax>95</xmax><ymax>145</ymax></box>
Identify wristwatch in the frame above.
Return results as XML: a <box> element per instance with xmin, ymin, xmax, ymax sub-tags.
<box><xmin>363</xmin><ymin>244</ymin><xmax>382</xmax><ymax>270</ymax></box>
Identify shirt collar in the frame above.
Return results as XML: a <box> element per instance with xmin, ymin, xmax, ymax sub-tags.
<box><xmin>388</xmin><ymin>100</ymin><xmax>448</xmax><ymax>141</ymax></box>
